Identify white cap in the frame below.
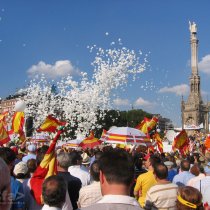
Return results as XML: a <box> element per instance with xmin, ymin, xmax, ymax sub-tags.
<box><xmin>28</xmin><ymin>144</ymin><xmax>37</xmax><ymax>152</ymax></box>
<box><xmin>164</xmin><ymin>161</ymin><xmax>174</xmax><ymax>167</ymax></box>
<box><xmin>14</xmin><ymin>161</ymin><xmax>28</xmax><ymax>175</ymax></box>
<box><xmin>81</xmin><ymin>153</ymin><xmax>90</xmax><ymax>165</ymax></box>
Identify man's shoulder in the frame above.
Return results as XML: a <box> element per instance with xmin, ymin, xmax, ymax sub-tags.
<box><xmin>80</xmin><ymin>182</ymin><xmax>100</xmax><ymax>192</ymax></box>
<box><xmin>81</xmin><ymin>203</ymin><xmax>143</xmax><ymax>210</ymax></box>
<box><xmin>137</xmin><ymin>170</ymin><xmax>153</xmax><ymax>180</ymax></box>
<box><xmin>58</xmin><ymin>172</ymin><xmax>82</xmax><ymax>184</ymax></box>
<box><xmin>148</xmin><ymin>182</ymin><xmax>178</xmax><ymax>194</ymax></box>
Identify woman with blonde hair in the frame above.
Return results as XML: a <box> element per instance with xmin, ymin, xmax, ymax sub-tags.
<box><xmin>177</xmin><ymin>186</ymin><xmax>203</xmax><ymax>210</ymax></box>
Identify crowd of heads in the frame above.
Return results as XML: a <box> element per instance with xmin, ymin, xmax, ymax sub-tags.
<box><xmin>0</xmin><ymin>131</ymin><xmax>209</xmax><ymax>210</ymax></box>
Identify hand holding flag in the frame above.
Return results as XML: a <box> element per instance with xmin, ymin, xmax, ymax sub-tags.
<box><xmin>37</xmin><ymin>115</ymin><xmax>66</xmax><ymax>133</ymax></box>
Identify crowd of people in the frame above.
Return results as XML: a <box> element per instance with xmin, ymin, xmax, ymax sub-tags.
<box><xmin>0</xmin><ymin>133</ymin><xmax>210</xmax><ymax>210</ymax></box>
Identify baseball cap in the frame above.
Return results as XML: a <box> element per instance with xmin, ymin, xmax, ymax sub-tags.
<box><xmin>28</xmin><ymin>144</ymin><xmax>37</xmax><ymax>152</ymax></box>
<box><xmin>164</xmin><ymin>161</ymin><xmax>174</xmax><ymax>167</ymax></box>
<box><xmin>13</xmin><ymin>161</ymin><xmax>28</xmax><ymax>175</ymax></box>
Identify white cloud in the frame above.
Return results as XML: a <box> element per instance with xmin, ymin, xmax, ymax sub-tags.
<box><xmin>134</xmin><ymin>97</ymin><xmax>154</xmax><ymax>108</ymax></box>
<box><xmin>158</xmin><ymin>84</ymin><xmax>189</xmax><ymax>96</ymax></box>
<box><xmin>27</xmin><ymin>60</ymin><xmax>80</xmax><ymax>78</ymax></box>
<box><xmin>113</xmin><ymin>98</ymin><xmax>130</xmax><ymax>106</ymax></box>
<box><xmin>198</xmin><ymin>54</ymin><xmax>210</xmax><ymax>74</ymax></box>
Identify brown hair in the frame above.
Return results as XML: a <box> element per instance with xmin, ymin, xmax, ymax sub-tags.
<box><xmin>190</xmin><ymin>164</ymin><xmax>200</xmax><ymax>176</ymax></box>
<box><xmin>177</xmin><ymin>186</ymin><xmax>203</xmax><ymax>210</ymax></box>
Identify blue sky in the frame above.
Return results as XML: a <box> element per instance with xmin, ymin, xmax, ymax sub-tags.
<box><xmin>1</xmin><ymin>0</ymin><xmax>210</xmax><ymax>127</ymax></box>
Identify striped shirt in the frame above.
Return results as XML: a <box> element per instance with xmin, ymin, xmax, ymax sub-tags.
<box><xmin>144</xmin><ymin>182</ymin><xmax>178</xmax><ymax>210</ymax></box>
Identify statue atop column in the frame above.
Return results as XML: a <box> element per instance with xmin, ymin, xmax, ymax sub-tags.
<box><xmin>189</xmin><ymin>21</ymin><xmax>197</xmax><ymax>34</ymax></box>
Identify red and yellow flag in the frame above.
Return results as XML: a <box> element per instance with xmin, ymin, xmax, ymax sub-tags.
<box><xmin>0</xmin><ymin>121</ymin><xmax>10</xmax><ymax>145</ymax></box>
<box><xmin>136</xmin><ymin>117</ymin><xmax>158</xmax><ymax>134</ymax></box>
<box><xmin>12</xmin><ymin>112</ymin><xmax>24</xmax><ymax>133</ymax></box>
<box><xmin>18</xmin><ymin>130</ymin><xmax>26</xmax><ymax>142</ymax></box>
<box><xmin>135</xmin><ymin>119</ymin><xmax>146</xmax><ymax>130</ymax></box>
<box><xmin>172</xmin><ymin>130</ymin><xmax>189</xmax><ymax>155</ymax></box>
<box><xmin>0</xmin><ymin>111</ymin><xmax>9</xmax><ymax>126</ymax></box>
<box><xmin>205</xmin><ymin>135</ymin><xmax>210</xmax><ymax>152</ymax></box>
<box><xmin>147</xmin><ymin>117</ymin><xmax>158</xmax><ymax>133</ymax></box>
<box><xmin>101</xmin><ymin>129</ymin><xmax>107</xmax><ymax>139</ymax></box>
<box><xmin>37</xmin><ymin>115</ymin><xmax>66</xmax><ymax>133</ymax></box>
<box><xmin>79</xmin><ymin>131</ymin><xmax>102</xmax><ymax>149</ymax></box>
<box><xmin>153</xmin><ymin>132</ymin><xmax>163</xmax><ymax>153</ymax></box>
<box><xmin>30</xmin><ymin>130</ymin><xmax>62</xmax><ymax>204</ymax></box>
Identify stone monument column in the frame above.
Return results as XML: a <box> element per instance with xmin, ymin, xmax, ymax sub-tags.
<box><xmin>189</xmin><ymin>21</ymin><xmax>199</xmax><ymax>76</ymax></box>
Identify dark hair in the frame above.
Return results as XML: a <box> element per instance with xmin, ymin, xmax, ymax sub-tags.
<box><xmin>190</xmin><ymin>164</ymin><xmax>200</xmax><ymax>176</ymax></box>
<box><xmin>149</xmin><ymin>154</ymin><xmax>161</xmax><ymax>168</ymax></box>
<box><xmin>42</xmin><ymin>175</ymin><xmax>66</xmax><ymax>208</ymax></box>
<box><xmin>181</xmin><ymin>160</ymin><xmax>190</xmax><ymax>171</ymax></box>
<box><xmin>98</xmin><ymin>148</ymin><xmax>134</xmax><ymax>186</ymax></box>
<box><xmin>36</xmin><ymin>145</ymin><xmax>49</xmax><ymax>165</ymax></box>
<box><xmin>69</xmin><ymin>151</ymin><xmax>82</xmax><ymax>166</ymax></box>
<box><xmin>154</xmin><ymin>163</ymin><xmax>168</xmax><ymax>179</ymax></box>
<box><xmin>90</xmin><ymin>161</ymin><xmax>100</xmax><ymax>181</ymax></box>
<box><xmin>0</xmin><ymin>147</ymin><xmax>16</xmax><ymax>165</ymax></box>
<box><xmin>187</xmin><ymin>155</ymin><xmax>195</xmax><ymax>165</ymax></box>
<box><xmin>15</xmin><ymin>173</ymin><xmax>29</xmax><ymax>179</ymax></box>
<box><xmin>177</xmin><ymin>186</ymin><xmax>203</xmax><ymax>210</ymax></box>
<box><xmin>95</xmin><ymin>151</ymin><xmax>103</xmax><ymax>160</ymax></box>
<box><xmin>27</xmin><ymin>159</ymin><xmax>37</xmax><ymax>173</ymax></box>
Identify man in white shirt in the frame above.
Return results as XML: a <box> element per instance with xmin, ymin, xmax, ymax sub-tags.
<box><xmin>68</xmin><ymin>151</ymin><xmax>90</xmax><ymax>186</ymax></box>
<box><xmin>145</xmin><ymin>163</ymin><xmax>178</xmax><ymax>210</ymax></box>
<box><xmin>81</xmin><ymin>149</ymin><xmax>142</xmax><ymax>210</ymax></box>
<box><xmin>22</xmin><ymin>144</ymin><xmax>37</xmax><ymax>162</ymax></box>
<box><xmin>78</xmin><ymin>160</ymin><xmax>102</xmax><ymax>208</ymax></box>
<box><xmin>193</xmin><ymin>162</ymin><xmax>210</xmax><ymax>205</ymax></box>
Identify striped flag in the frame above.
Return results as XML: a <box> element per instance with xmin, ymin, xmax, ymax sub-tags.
<box><xmin>12</xmin><ymin>112</ymin><xmax>24</xmax><ymax>133</ymax></box>
<box><xmin>0</xmin><ymin>121</ymin><xmax>10</xmax><ymax>145</ymax></box>
<box><xmin>147</xmin><ymin>117</ymin><xmax>158</xmax><ymax>133</ymax></box>
<box><xmin>79</xmin><ymin>131</ymin><xmax>102</xmax><ymax>149</ymax></box>
<box><xmin>205</xmin><ymin>135</ymin><xmax>210</xmax><ymax>152</ymax></box>
<box><xmin>172</xmin><ymin>130</ymin><xmax>189</xmax><ymax>155</ymax></box>
<box><xmin>18</xmin><ymin>130</ymin><xmax>26</xmax><ymax>142</ymax></box>
<box><xmin>153</xmin><ymin>132</ymin><xmax>163</xmax><ymax>153</ymax></box>
<box><xmin>100</xmin><ymin>129</ymin><xmax>107</xmax><ymax>139</ymax></box>
<box><xmin>37</xmin><ymin>115</ymin><xmax>66</xmax><ymax>133</ymax></box>
<box><xmin>135</xmin><ymin>117</ymin><xmax>150</xmax><ymax>134</ymax></box>
<box><xmin>136</xmin><ymin>117</ymin><xmax>158</xmax><ymax>135</ymax></box>
<box><xmin>30</xmin><ymin>130</ymin><xmax>62</xmax><ymax>204</ymax></box>
<box><xmin>0</xmin><ymin>111</ymin><xmax>9</xmax><ymax>126</ymax></box>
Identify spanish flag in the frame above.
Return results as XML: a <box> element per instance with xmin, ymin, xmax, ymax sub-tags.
<box><xmin>30</xmin><ymin>130</ymin><xmax>62</xmax><ymax>204</ymax></box>
<box><xmin>153</xmin><ymin>132</ymin><xmax>163</xmax><ymax>153</ymax></box>
<box><xmin>0</xmin><ymin>111</ymin><xmax>8</xmax><ymax>126</ymax></box>
<box><xmin>135</xmin><ymin>119</ymin><xmax>145</xmax><ymax>130</ymax></box>
<box><xmin>100</xmin><ymin>129</ymin><xmax>107</xmax><ymax>139</ymax></box>
<box><xmin>18</xmin><ymin>130</ymin><xmax>26</xmax><ymax>142</ymax></box>
<box><xmin>11</xmin><ymin>112</ymin><xmax>24</xmax><ymax>133</ymax></box>
<box><xmin>205</xmin><ymin>135</ymin><xmax>210</xmax><ymax>152</ymax></box>
<box><xmin>0</xmin><ymin>121</ymin><xmax>10</xmax><ymax>145</ymax></box>
<box><xmin>79</xmin><ymin>131</ymin><xmax>102</xmax><ymax>149</ymax></box>
<box><xmin>147</xmin><ymin>117</ymin><xmax>158</xmax><ymax>133</ymax></box>
<box><xmin>172</xmin><ymin>130</ymin><xmax>189</xmax><ymax>155</ymax></box>
<box><xmin>136</xmin><ymin>117</ymin><xmax>158</xmax><ymax>134</ymax></box>
<box><xmin>37</xmin><ymin>115</ymin><xmax>66</xmax><ymax>133</ymax></box>
<box><xmin>135</xmin><ymin>117</ymin><xmax>150</xmax><ymax>134</ymax></box>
